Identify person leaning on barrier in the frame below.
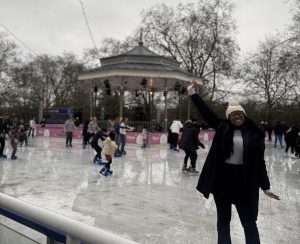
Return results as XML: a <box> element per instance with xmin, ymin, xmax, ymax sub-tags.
<box><xmin>187</xmin><ymin>80</ymin><xmax>280</xmax><ymax>244</ymax></box>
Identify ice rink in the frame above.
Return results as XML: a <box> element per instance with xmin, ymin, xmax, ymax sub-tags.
<box><xmin>0</xmin><ymin>137</ymin><xmax>299</xmax><ymax>244</ymax></box>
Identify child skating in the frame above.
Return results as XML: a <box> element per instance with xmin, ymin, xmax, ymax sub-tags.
<box><xmin>99</xmin><ymin>131</ymin><xmax>118</xmax><ymax>176</ymax></box>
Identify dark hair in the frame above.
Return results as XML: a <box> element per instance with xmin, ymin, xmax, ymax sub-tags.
<box><xmin>109</xmin><ymin>131</ymin><xmax>115</xmax><ymax>141</ymax></box>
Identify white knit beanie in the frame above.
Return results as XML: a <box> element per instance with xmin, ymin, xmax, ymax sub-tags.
<box><xmin>225</xmin><ymin>100</ymin><xmax>246</xmax><ymax>119</ymax></box>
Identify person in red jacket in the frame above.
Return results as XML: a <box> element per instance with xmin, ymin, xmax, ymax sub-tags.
<box><xmin>188</xmin><ymin>81</ymin><xmax>279</xmax><ymax>244</ymax></box>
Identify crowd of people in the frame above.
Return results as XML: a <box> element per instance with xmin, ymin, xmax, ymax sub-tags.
<box><xmin>0</xmin><ymin>115</ymin><xmax>36</xmax><ymax>159</ymax></box>
<box><xmin>258</xmin><ymin>120</ymin><xmax>300</xmax><ymax>157</ymax></box>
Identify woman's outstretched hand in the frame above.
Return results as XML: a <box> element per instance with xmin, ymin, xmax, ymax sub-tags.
<box><xmin>187</xmin><ymin>80</ymin><xmax>197</xmax><ymax>96</ymax></box>
<box><xmin>266</xmin><ymin>191</ymin><xmax>280</xmax><ymax>200</ymax></box>
<box><xmin>190</xmin><ymin>80</ymin><xmax>197</xmax><ymax>87</ymax></box>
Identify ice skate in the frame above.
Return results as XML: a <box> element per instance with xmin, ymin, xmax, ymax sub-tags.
<box><xmin>114</xmin><ymin>151</ymin><xmax>122</xmax><ymax>157</ymax></box>
<box><xmin>96</xmin><ymin>158</ymin><xmax>107</xmax><ymax>164</ymax></box>
<box><xmin>99</xmin><ymin>166</ymin><xmax>108</xmax><ymax>176</ymax></box>
<box><xmin>182</xmin><ymin>165</ymin><xmax>188</xmax><ymax>172</ymax></box>
<box><xmin>188</xmin><ymin>167</ymin><xmax>199</xmax><ymax>175</ymax></box>
<box><xmin>93</xmin><ymin>155</ymin><xmax>99</xmax><ymax>163</ymax></box>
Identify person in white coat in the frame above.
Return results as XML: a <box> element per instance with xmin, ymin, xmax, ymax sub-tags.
<box><xmin>28</xmin><ymin>118</ymin><xmax>36</xmax><ymax>137</ymax></box>
<box><xmin>100</xmin><ymin>131</ymin><xmax>118</xmax><ymax>176</ymax></box>
<box><xmin>169</xmin><ymin>119</ymin><xmax>183</xmax><ymax>151</ymax></box>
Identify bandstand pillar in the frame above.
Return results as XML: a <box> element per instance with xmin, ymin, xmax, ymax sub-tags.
<box><xmin>187</xmin><ymin>96</ymin><xmax>191</xmax><ymax>120</ymax></box>
<box><xmin>119</xmin><ymin>82</ymin><xmax>124</xmax><ymax>119</ymax></box>
<box><xmin>164</xmin><ymin>84</ymin><xmax>168</xmax><ymax>132</ymax></box>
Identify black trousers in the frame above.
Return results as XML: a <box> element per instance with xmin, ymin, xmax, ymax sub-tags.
<box><xmin>0</xmin><ymin>137</ymin><xmax>5</xmax><ymax>155</ymax></box>
<box><xmin>213</xmin><ymin>164</ymin><xmax>260</xmax><ymax>244</ymax></box>
<box><xmin>183</xmin><ymin>149</ymin><xmax>197</xmax><ymax>168</ymax></box>
<box><xmin>119</xmin><ymin>134</ymin><xmax>126</xmax><ymax>152</ymax></box>
<box><xmin>91</xmin><ymin>142</ymin><xmax>102</xmax><ymax>159</ymax></box>
<box><xmin>170</xmin><ymin>133</ymin><xmax>179</xmax><ymax>149</ymax></box>
<box><xmin>66</xmin><ymin>132</ymin><xmax>73</xmax><ymax>146</ymax></box>
<box><xmin>82</xmin><ymin>132</ymin><xmax>89</xmax><ymax>145</ymax></box>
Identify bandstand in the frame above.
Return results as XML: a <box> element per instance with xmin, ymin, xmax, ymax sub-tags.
<box><xmin>78</xmin><ymin>37</ymin><xmax>199</xmax><ymax>131</ymax></box>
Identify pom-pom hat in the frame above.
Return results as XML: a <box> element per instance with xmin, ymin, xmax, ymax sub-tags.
<box><xmin>225</xmin><ymin>100</ymin><xmax>246</xmax><ymax>119</ymax></box>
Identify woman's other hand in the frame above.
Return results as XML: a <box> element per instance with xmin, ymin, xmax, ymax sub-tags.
<box><xmin>266</xmin><ymin>191</ymin><xmax>280</xmax><ymax>200</ymax></box>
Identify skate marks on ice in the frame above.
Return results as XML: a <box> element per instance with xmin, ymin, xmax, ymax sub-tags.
<box><xmin>0</xmin><ymin>138</ymin><xmax>299</xmax><ymax>243</ymax></box>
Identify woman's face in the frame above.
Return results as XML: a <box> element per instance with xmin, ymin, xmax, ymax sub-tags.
<box><xmin>229</xmin><ymin>111</ymin><xmax>245</xmax><ymax>127</ymax></box>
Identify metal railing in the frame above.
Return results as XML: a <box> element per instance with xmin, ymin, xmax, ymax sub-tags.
<box><xmin>0</xmin><ymin>193</ymin><xmax>138</xmax><ymax>244</ymax></box>
<box><xmin>97</xmin><ymin>120</ymin><xmax>164</xmax><ymax>132</ymax></box>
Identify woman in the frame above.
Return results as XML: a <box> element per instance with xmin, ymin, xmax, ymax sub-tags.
<box><xmin>188</xmin><ymin>81</ymin><xmax>280</xmax><ymax>244</ymax></box>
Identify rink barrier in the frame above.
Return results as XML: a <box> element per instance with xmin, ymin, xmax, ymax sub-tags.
<box><xmin>0</xmin><ymin>193</ymin><xmax>138</xmax><ymax>244</ymax></box>
<box><xmin>36</xmin><ymin>124</ymin><xmax>216</xmax><ymax>143</ymax></box>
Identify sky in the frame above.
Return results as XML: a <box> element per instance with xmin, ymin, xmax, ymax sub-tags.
<box><xmin>0</xmin><ymin>0</ymin><xmax>293</xmax><ymax>58</ymax></box>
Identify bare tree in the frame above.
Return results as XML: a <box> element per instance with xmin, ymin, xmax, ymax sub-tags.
<box><xmin>240</xmin><ymin>35</ymin><xmax>298</xmax><ymax>122</ymax></box>
<box><xmin>140</xmin><ymin>0</ymin><xmax>239</xmax><ymax>100</ymax></box>
<box><xmin>0</xmin><ymin>31</ymin><xmax>18</xmax><ymax>104</ymax></box>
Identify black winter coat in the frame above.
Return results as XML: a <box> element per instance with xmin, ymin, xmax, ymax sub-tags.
<box><xmin>179</xmin><ymin>122</ymin><xmax>204</xmax><ymax>151</ymax></box>
<box><xmin>191</xmin><ymin>94</ymin><xmax>270</xmax><ymax>201</ymax></box>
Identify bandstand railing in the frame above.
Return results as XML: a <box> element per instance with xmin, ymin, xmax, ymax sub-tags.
<box><xmin>0</xmin><ymin>193</ymin><xmax>138</xmax><ymax>244</ymax></box>
<box><xmin>97</xmin><ymin>120</ymin><xmax>164</xmax><ymax>132</ymax></box>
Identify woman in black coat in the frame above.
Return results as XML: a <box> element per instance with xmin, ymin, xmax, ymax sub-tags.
<box><xmin>188</xmin><ymin>81</ymin><xmax>280</xmax><ymax>244</ymax></box>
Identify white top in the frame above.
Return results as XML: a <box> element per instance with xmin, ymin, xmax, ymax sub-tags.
<box><xmin>226</xmin><ymin>130</ymin><xmax>243</xmax><ymax>165</ymax></box>
<box><xmin>29</xmin><ymin>120</ymin><xmax>36</xmax><ymax>129</ymax></box>
<box><xmin>170</xmin><ymin>120</ymin><xmax>183</xmax><ymax>134</ymax></box>
<box><xmin>120</xmin><ymin>122</ymin><xmax>133</xmax><ymax>135</ymax></box>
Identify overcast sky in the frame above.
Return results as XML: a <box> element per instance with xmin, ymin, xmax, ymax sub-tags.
<box><xmin>0</xmin><ymin>0</ymin><xmax>292</xmax><ymax>58</ymax></box>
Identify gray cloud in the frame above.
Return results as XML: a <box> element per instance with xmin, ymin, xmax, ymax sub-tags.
<box><xmin>0</xmin><ymin>0</ymin><xmax>292</xmax><ymax>57</ymax></box>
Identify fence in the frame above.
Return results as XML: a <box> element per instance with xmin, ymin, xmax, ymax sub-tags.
<box><xmin>97</xmin><ymin>121</ymin><xmax>164</xmax><ymax>132</ymax></box>
<box><xmin>0</xmin><ymin>193</ymin><xmax>138</xmax><ymax>244</ymax></box>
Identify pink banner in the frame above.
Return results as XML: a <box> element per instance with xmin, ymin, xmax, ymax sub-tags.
<box><xmin>36</xmin><ymin>124</ymin><xmax>215</xmax><ymax>144</ymax></box>
<box><xmin>37</xmin><ymin>127</ymin><xmax>82</xmax><ymax>139</ymax></box>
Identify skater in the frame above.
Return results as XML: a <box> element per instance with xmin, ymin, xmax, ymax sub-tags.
<box><xmin>87</xmin><ymin>117</ymin><xmax>99</xmax><ymax>143</ymax></box>
<box><xmin>19</xmin><ymin>119</ymin><xmax>29</xmax><ymax>146</ymax></box>
<box><xmin>99</xmin><ymin>131</ymin><xmax>118</xmax><ymax>176</ymax></box>
<box><xmin>179</xmin><ymin>119</ymin><xmax>205</xmax><ymax>174</ymax></box>
<box><xmin>284</xmin><ymin>125</ymin><xmax>298</xmax><ymax>156</ymax></box>
<box><xmin>82</xmin><ymin>118</ymin><xmax>90</xmax><ymax>149</ymax></box>
<box><xmin>188</xmin><ymin>81</ymin><xmax>280</xmax><ymax>244</ymax></box>
<box><xmin>74</xmin><ymin>117</ymin><xmax>80</xmax><ymax>127</ymax></box>
<box><xmin>40</xmin><ymin>118</ymin><xmax>46</xmax><ymax>128</ymax></box>
<box><xmin>28</xmin><ymin>118</ymin><xmax>36</xmax><ymax>137</ymax></box>
<box><xmin>141</xmin><ymin>128</ymin><xmax>148</xmax><ymax>148</ymax></box>
<box><xmin>0</xmin><ymin>115</ymin><xmax>9</xmax><ymax>158</ymax></box>
<box><xmin>64</xmin><ymin>117</ymin><xmax>76</xmax><ymax>147</ymax></box>
<box><xmin>167</xmin><ymin>127</ymin><xmax>172</xmax><ymax>149</ymax></box>
<box><xmin>274</xmin><ymin>121</ymin><xmax>284</xmax><ymax>148</ymax></box>
<box><xmin>113</xmin><ymin>117</ymin><xmax>122</xmax><ymax>157</ymax></box>
<box><xmin>169</xmin><ymin>119</ymin><xmax>183</xmax><ymax>151</ymax></box>
<box><xmin>265</xmin><ymin>122</ymin><xmax>273</xmax><ymax>141</ymax></box>
<box><xmin>91</xmin><ymin>128</ymin><xmax>107</xmax><ymax>164</ymax></box>
<box><xmin>10</xmin><ymin>125</ymin><xmax>20</xmax><ymax>160</ymax></box>
<box><xmin>119</xmin><ymin>118</ymin><xmax>134</xmax><ymax>155</ymax></box>
<box><xmin>294</xmin><ymin>131</ymin><xmax>300</xmax><ymax>158</ymax></box>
